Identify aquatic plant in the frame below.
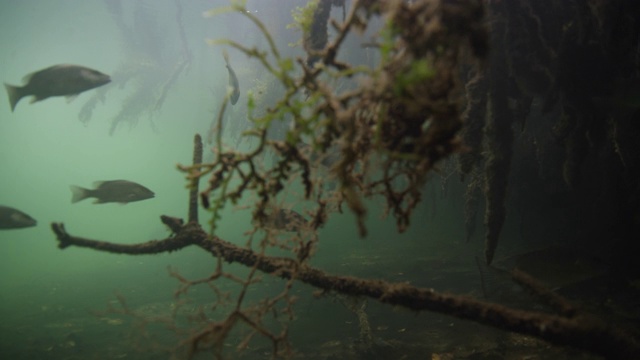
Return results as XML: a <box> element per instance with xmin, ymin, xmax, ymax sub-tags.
<box><xmin>286</xmin><ymin>0</ymin><xmax>319</xmax><ymax>35</ymax></box>
<box><xmin>78</xmin><ymin>0</ymin><xmax>192</xmax><ymax>135</ymax></box>
<box><xmin>50</xmin><ymin>0</ymin><xmax>640</xmax><ymax>359</ymax></box>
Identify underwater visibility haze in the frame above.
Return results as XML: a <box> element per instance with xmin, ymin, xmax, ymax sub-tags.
<box><xmin>1</xmin><ymin>0</ymin><xmax>640</xmax><ymax>359</ymax></box>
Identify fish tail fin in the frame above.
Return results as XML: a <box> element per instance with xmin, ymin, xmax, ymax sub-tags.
<box><xmin>70</xmin><ymin>185</ymin><xmax>90</xmax><ymax>203</ymax></box>
<box><xmin>4</xmin><ymin>83</ymin><xmax>24</xmax><ymax>112</ymax></box>
<box><xmin>222</xmin><ymin>49</ymin><xmax>230</xmax><ymax>66</ymax></box>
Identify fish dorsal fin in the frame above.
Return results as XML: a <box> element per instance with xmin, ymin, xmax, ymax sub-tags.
<box><xmin>21</xmin><ymin>65</ymin><xmax>56</xmax><ymax>84</ymax></box>
<box><xmin>21</xmin><ymin>71</ymin><xmax>36</xmax><ymax>84</ymax></box>
<box><xmin>93</xmin><ymin>181</ymin><xmax>107</xmax><ymax>188</ymax></box>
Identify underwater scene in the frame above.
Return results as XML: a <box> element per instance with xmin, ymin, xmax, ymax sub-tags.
<box><xmin>1</xmin><ymin>0</ymin><xmax>640</xmax><ymax>359</ymax></box>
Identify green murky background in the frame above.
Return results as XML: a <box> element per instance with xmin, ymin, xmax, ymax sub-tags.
<box><xmin>0</xmin><ymin>1</ymin><xmax>617</xmax><ymax>359</ymax></box>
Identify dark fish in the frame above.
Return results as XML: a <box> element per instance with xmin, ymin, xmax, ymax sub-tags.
<box><xmin>222</xmin><ymin>50</ymin><xmax>240</xmax><ymax>105</ymax></box>
<box><xmin>4</xmin><ymin>64</ymin><xmax>111</xmax><ymax>112</ymax></box>
<box><xmin>0</xmin><ymin>205</ymin><xmax>37</xmax><ymax>229</ymax></box>
<box><xmin>70</xmin><ymin>180</ymin><xmax>154</xmax><ymax>204</ymax></box>
<box><xmin>265</xmin><ymin>209</ymin><xmax>309</xmax><ymax>232</ymax></box>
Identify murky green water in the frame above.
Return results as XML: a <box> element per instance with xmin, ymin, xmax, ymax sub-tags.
<box><xmin>1</xmin><ymin>1</ymin><xmax>636</xmax><ymax>359</ymax></box>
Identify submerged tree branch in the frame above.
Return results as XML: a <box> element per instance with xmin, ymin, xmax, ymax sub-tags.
<box><xmin>50</xmin><ymin>216</ymin><xmax>640</xmax><ymax>359</ymax></box>
<box><xmin>47</xmin><ymin>1</ymin><xmax>640</xmax><ymax>358</ymax></box>
<box><xmin>50</xmin><ymin>221</ymin><xmax>196</xmax><ymax>254</ymax></box>
<box><xmin>188</xmin><ymin>134</ymin><xmax>203</xmax><ymax>224</ymax></box>
<box><xmin>49</xmin><ymin>115</ymin><xmax>640</xmax><ymax>355</ymax></box>
<box><xmin>49</xmin><ymin>122</ymin><xmax>640</xmax><ymax>358</ymax></box>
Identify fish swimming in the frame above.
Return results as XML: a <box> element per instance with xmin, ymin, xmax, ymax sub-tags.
<box><xmin>70</xmin><ymin>180</ymin><xmax>154</xmax><ymax>204</ymax></box>
<box><xmin>4</xmin><ymin>64</ymin><xmax>111</xmax><ymax>112</ymax></box>
<box><xmin>222</xmin><ymin>50</ymin><xmax>240</xmax><ymax>105</ymax></box>
<box><xmin>0</xmin><ymin>205</ymin><xmax>37</xmax><ymax>229</ymax></box>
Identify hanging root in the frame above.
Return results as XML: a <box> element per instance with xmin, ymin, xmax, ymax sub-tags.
<box><xmin>458</xmin><ymin>70</ymin><xmax>488</xmax><ymax>178</ymax></box>
<box><xmin>464</xmin><ymin>170</ymin><xmax>482</xmax><ymax>242</ymax></box>
<box><xmin>483</xmin><ymin>5</ymin><xmax>513</xmax><ymax>265</ymax></box>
